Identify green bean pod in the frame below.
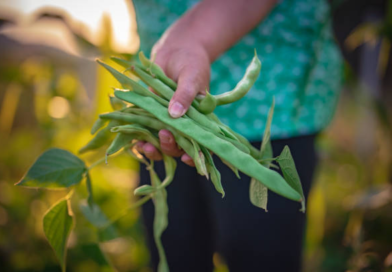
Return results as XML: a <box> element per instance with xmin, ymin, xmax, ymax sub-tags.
<box><xmin>214</xmin><ymin>52</ymin><xmax>261</xmax><ymax>106</ymax></box>
<box><xmin>190</xmin><ymin>139</ymin><xmax>209</xmax><ymax>178</ymax></box>
<box><xmin>122</xmin><ymin>107</ymin><xmax>155</xmax><ymax>117</ymax></box>
<box><xmin>106</xmin><ymin>133</ymin><xmax>135</xmax><ymax>157</ymax></box>
<box><xmin>197</xmin><ymin>92</ymin><xmax>217</xmax><ymax>114</ymax></box>
<box><xmin>97</xmin><ymin>60</ymin><xmax>169</xmax><ymax>107</ymax></box>
<box><xmin>131</xmin><ymin>65</ymin><xmax>174</xmax><ymax>102</ymax></box>
<box><xmin>100</xmin><ymin>112</ymin><xmax>166</xmax><ymax>131</ymax></box>
<box><xmin>109</xmin><ymin>95</ymin><xmax>127</xmax><ymax>110</ymax></box>
<box><xmin>148</xmin><ymin>163</ymin><xmax>169</xmax><ymax>272</ymax></box>
<box><xmin>138</xmin><ymin>51</ymin><xmax>177</xmax><ymax>90</ymax></box>
<box><xmin>208</xmin><ymin>113</ymin><xmax>261</xmax><ymax>159</ymax></box>
<box><xmin>221</xmin><ymin>159</ymin><xmax>241</xmax><ymax>179</ymax></box>
<box><xmin>90</xmin><ymin>118</ymin><xmax>108</xmax><ymax>135</ymax></box>
<box><xmin>201</xmin><ymin>146</ymin><xmax>224</xmax><ymax>197</ymax></box>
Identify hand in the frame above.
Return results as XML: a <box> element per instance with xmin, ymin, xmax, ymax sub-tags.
<box><xmin>136</xmin><ymin>41</ymin><xmax>210</xmax><ymax>167</ymax></box>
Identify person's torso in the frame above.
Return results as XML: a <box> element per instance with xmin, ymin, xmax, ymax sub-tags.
<box><xmin>133</xmin><ymin>0</ymin><xmax>343</xmax><ymax>141</ymax></box>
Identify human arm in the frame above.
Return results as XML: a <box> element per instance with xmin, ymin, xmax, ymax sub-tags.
<box><xmin>138</xmin><ymin>0</ymin><xmax>277</xmax><ymax>164</ymax></box>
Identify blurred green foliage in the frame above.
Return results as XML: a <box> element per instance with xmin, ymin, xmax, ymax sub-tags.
<box><xmin>1</xmin><ymin>18</ymin><xmax>392</xmax><ymax>271</ymax></box>
<box><xmin>0</xmin><ymin>55</ymin><xmax>151</xmax><ymax>272</ymax></box>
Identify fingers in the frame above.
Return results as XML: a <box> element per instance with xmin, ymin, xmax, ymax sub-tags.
<box><xmin>181</xmin><ymin>153</ymin><xmax>195</xmax><ymax>167</ymax></box>
<box><xmin>134</xmin><ymin>129</ymin><xmax>185</xmax><ymax>161</ymax></box>
<box><xmin>136</xmin><ymin>141</ymin><xmax>163</xmax><ymax>161</ymax></box>
<box><xmin>158</xmin><ymin>130</ymin><xmax>184</xmax><ymax>157</ymax></box>
<box><xmin>168</xmin><ymin>65</ymin><xmax>209</xmax><ymax>118</ymax></box>
<box><xmin>135</xmin><ymin>136</ymin><xmax>195</xmax><ymax>167</ymax></box>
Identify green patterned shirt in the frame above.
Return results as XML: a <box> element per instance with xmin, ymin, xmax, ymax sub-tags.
<box><xmin>133</xmin><ymin>0</ymin><xmax>343</xmax><ymax>141</ymax></box>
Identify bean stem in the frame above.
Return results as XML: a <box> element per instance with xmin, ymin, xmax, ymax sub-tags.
<box><xmin>104</xmin><ymin>195</ymin><xmax>152</xmax><ymax>227</ymax></box>
<box><xmin>87</xmin><ymin>157</ymin><xmax>106</xmax><ymax>170</ymax></box>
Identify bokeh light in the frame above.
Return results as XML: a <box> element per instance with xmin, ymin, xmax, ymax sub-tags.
<box><xmin>47</xmin><ymin>96</ymin><xmax>70</xmax><ymax>118</ymax></box>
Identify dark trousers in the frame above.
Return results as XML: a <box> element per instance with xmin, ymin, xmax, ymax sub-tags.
<box><xmin>140</xmin><ymin>134</ymin><xmax>317</xmax><ymax>272</ymax></box>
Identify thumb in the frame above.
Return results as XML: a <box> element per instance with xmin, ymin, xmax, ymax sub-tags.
<box><xmin>168</xmin><ymin>66</ymin><xmax>209</xmax><ymax>118</ymax></box>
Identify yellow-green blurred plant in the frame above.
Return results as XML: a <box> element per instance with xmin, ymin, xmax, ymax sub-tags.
<box><xmin>345</xmin><ymin>0</ymin><xmax>392</xmax><ymax>76</ymax></box>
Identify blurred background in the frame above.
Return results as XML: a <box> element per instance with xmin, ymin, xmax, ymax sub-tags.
<box><xmin>0</xmin><ymin>0</ymin><xmax>391</xmax><ymax>271</ymax></box>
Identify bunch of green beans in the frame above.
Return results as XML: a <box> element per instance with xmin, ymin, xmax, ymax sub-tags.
<box><xmin>79</xmin><ymin>51</ymin><xmax>305</xmax><ymax>272</ymax></box>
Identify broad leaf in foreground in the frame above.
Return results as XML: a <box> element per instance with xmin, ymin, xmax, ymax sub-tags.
<box><xmin>43</xmin><ymin>199</ymin><xmax>74</xmax><ymax>272</ymax></box>
<box><xmin>277</xmin><ymin>146</ymin><xmax>306</xmax><ymax>212</ymax></box>
<box><xmin>17</xmin><ymin>148</ymin><xmax>86</xmax><ymax>188</ymax></box>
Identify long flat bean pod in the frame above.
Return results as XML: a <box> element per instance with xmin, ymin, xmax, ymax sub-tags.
<box><xmin>100</xmin><ymin>112</ymin><xmax>166</xmax><ymax>131</ymax></box>
<box><xmin>208</xmin><ymin>113</ymin><xmax>261</xmax><ymax>159</ymax></box>
<box><xmin>97</xmin><ymin>61</ymin><xmax>169</xmax><ymax>107</ymax></box>
<box><xmin>101</xmin><ymin>112</ymin><xmax>254</xmax><ymax>164</ymax></box>
<box><xmin>138</xmin><ymin>52</ymin><xmax>177</xmax><ymax>91</ymax></box>
<box><xmin>100</xmin><ymin>112</ymin><xmax>217</xmax><ymax>177</ymax></box>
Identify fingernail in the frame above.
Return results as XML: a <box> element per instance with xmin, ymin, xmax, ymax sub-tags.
<box><xmin>159</xmin><ymin>131</ymin><xmax>172</xmax><ymax>144</ymax></box>
<box><xmin>169</xmin><ymin>102</ymin><xmax>186</xmax><ymax>118</ymax></box>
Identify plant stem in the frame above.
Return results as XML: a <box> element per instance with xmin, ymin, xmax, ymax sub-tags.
<box><xmin>104</xmin><ymin>195</ymin><xmax>152</xmax><ymax>227</ymax></box>
<box><xmin>87</xmin><ymin>157</ymin><xmax>106</xmax><ymax>171</ymax></box>
<box><xmin>86</xmin><ymin>174</ymin><xmax>94</xmax><ymax>208</ymax></box>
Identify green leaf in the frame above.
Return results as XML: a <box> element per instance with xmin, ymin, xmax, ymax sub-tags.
<box><xmin>81</xmin><ymin>243</ymin><xmax>115</xmax><ymax>272</ymax></box>
<box><xmin>250</xmin><ymin>179</ymin><xmax>268</xmax><ymax>211</ymax></box>
<box><xmin>80</xmin><ymin>203</ymin><xmax>109</xmax><ymax>228</ymax></box>
<box><xmin>79</xmin><ymin>120</ymin><xmax>122</xmax><ymax>154</ymax></box>
<box><xmin>277</xmin><ymin>146</ymin><xmax>306</xmax><ymax>212</ymax></box>
<box><xmin>79</xmin><ymin>203</ymin><xmax>119</xmax><ymax>242</ymax></box>
<box><xmin>17</xmin><ymin>148</ymin><xmax>86</xmax><ymax>188</ymax></box>
<box><xmin>249</xmin><ymin>99</ymin><xmax>274</xmax><ymax>210</ymax></box>
<box><xmin>43</xmin><ymin>199</ymin><xmax>74</xmax><ymax>272</ymax></box>
<box><xmin>249</xmin><ymin>149</ymin><xmax>271</xmax><ymax>211</ymax></box>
